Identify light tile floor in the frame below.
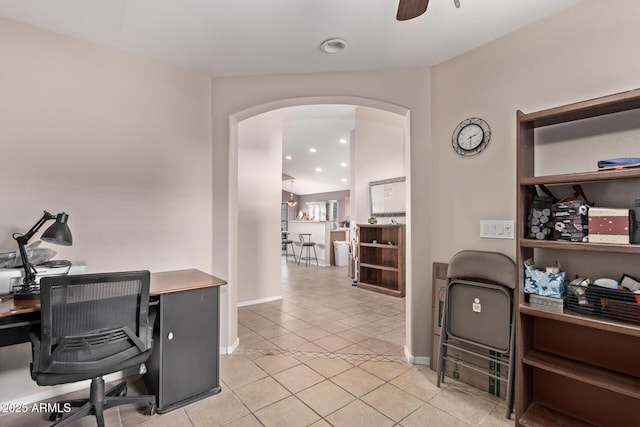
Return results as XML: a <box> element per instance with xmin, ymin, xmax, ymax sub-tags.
<box><xmin>1</xmin><ymin>260</ymin><xmax>516</xmax><ymax>426</ymax></box>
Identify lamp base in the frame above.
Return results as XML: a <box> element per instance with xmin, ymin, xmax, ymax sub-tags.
<box><xmin>13</xmin><ymin>288</ymin><xmax>41</xmax><ymax>307</ymax></box>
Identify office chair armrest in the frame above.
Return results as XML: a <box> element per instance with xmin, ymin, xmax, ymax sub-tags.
<box><xmin>29</xmin><ymin>330</ymin><xmax>41</xmax><ymax>381</ymax></box>
<box><xmin>147</xmin><ymin>307</ymin><xmax>157</xmax><ymax>349</ymax></box>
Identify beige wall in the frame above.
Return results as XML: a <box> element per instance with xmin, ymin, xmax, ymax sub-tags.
<box><xmin>0</xmin><ymin>17</ymin><xmax>213</xmax><ymax>273</ymax></box>
<box><xmin>430</xmin><ymin>0</ymin><xmax>640</xmax><ymax>265</ymax></box>
<box><xmin>237</xmin><ymin>111</ymin><xmax>283</xmax><ymax>304</ymax></box>
<box><xmin>0</xmin><ymin>17</ymin><xmax>213</xmax><ymax>402</ymax></box>
<box><xmin>352</xmin><ymin>107</ymin><xmax>406</xmax><ymax>226</ymax></box>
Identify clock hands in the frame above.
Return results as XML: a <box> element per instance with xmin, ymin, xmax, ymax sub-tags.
<box><xmin>467</xmin><ymin>131</ymin><xmax>480</xmax><ymax>141</ymax></box>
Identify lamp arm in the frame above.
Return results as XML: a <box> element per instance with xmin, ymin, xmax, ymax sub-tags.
<box><xmin>15</xmin><ymin>234</ymin><xmax>37</xmax><ymax>286</ymax></box>
<box><xmin>22</xmin><ymin>211</ymin><xmax>56</xmax><ymax>242</ymax></box>
<box><xmin>12</xmin><ymin>211</ymin><xmax>56</xmax><ymax>287</ymax></box>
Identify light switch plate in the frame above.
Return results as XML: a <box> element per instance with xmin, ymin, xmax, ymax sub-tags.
<box><xmin>480</xmin><ymin>220</ymin><xmax>514</xmax><ymax>239</ymax></box>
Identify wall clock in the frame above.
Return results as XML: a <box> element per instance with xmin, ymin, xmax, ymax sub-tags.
<box><xmin>452</xmin><ymin>117</ymin><xmax>491</xmax><ymax>156</ymax></box>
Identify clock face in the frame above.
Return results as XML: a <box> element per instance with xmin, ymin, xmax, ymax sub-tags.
<box><xmin>452</xmin><ymin>118</ymin><xmax>491</xmax><ymax>156</ymax></box>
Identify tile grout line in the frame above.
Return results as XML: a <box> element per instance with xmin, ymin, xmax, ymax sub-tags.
<box><xmin>238</xmin><ymin>347</ymin><xmax>407</xmax><ymax>363</ymax></box>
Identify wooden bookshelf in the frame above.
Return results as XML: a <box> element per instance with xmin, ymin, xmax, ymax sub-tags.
<box><xmin>357</xmin><ymin>224</ymin><xmax>405</xmax><ymax>297</ymax></box>
<box><xmin>515</xmin><ymin>88</ymin><xmax>640</xmax><ymax>427</ymax></box>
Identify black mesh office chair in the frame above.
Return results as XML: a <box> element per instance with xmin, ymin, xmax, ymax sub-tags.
<box><xmin>30</xmin><ymin>271</ymin><xmax>157</xmax><ymax>426</ymax></box>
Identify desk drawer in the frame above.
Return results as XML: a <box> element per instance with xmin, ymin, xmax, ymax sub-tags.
<box><xmin>0</xmin><ymin>312</ymin><xmax>40</xmax><ymax>347</ymax></box>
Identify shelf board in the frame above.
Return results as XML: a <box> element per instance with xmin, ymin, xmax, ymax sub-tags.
<box><xmin>359</xmin><ymin>243</ymin><xmax>399</xmax><ymax>249</ymax></box>
<box><xmin>519</xmin><ymin>239</ymin><xmax>640</xmax><ymax>254</ymax></box>
<box><xmin>519</xmin><ymin>168</ymin><xmax>640</xmax><ymax>186</ymax></box>
<box><xmin>359</xmin><ymin>263</ymin><xmax>399</xmax><ymax>272</ymax></box>
<box><xmin>523</xmin><ymin>350</ymin><xmax>640</xmax><ymax>399</ymax></box>
<box><xmin>519</xmin><ymin>403</ymin><xmax>595</xmax><ymax>427</ymax></box>
<box><xmin>357</xmin><ymin>281</ymin><xmax>403</xmax><ymax>297</ymax></box>
<box><xmin>520</xmin><ymin>303</ymin><xmax>640</xmax><ymax>338</ymax></box>
<box><xmin>518</xmin><ymin>88</ymin><xmax>640</xmax><ymax>128</ymax></box>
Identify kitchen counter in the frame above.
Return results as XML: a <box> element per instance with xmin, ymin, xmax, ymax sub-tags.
<box><xmin>287</xmin><ymin>221</ymin><xmax>331</xmax><ymax>266</ymax></box>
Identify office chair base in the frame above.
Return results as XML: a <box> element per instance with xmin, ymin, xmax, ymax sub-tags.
<box><xmin>50</xmin><ymin>377</ymin><xmax>156</xmax><ymax>427</ymax></box>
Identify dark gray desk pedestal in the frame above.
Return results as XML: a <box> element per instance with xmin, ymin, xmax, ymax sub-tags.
<box><xmin>145</xmin><ymin>285</ymin><xmax>221</xmax><ymax>413</ymax></box>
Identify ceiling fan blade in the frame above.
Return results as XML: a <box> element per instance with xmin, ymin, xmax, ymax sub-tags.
<box><xmin>396</xmin><ymin>0</ymin><xmax>429</xmax><ymax>21</ymax></box>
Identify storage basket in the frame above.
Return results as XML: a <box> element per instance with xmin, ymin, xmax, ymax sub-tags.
<box><xmin>524</xmin><ymin>268</ymin><xmax>565</xmax><ymax>298</ymax></box>
<box><xmin>565</xmin><ymin>284</ymin><xmax>640</xmax><ymax>324</ymax></box>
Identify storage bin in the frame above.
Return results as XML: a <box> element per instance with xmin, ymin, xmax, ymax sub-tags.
<box><xmin>334</xmin><ymin>241</ymin><xmax>349</xmax><ymax>267</ymax></box>
<box><xmin>524</xmin><ymin>268</ymin><xmax>565</xmax><ymax>298</ymax></box>
<box><xmin>565</xmin><ymin>284</ymin><xmax>640</xmax><ymax>324</ymax></box>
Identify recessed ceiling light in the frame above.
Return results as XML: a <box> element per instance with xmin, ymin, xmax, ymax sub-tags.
<box><xmin>285</xmin><ymin>155</ymin><xmax>292</xmax><ymax>160</ymax></box>
<box><xmin>320</xmin><ymin>38</ymin><xmax>347</xmax><ymax>54</ymax></box>
<box><xmin>309</xmin><ymin>148</ymin><xmax>317</xmax><ymax>153</ymax></box>
<box><xmin>340</xmin><ymin>162</ymin><xmax>347</xmax><ymax>167</ymax></box>
<box><xmin>339</xmin><ymin>138</ymin><xmax>348</xmax><ymax>144</ymax></box>
<box><xmin>341</xmin><ymin>178</ymin><xmax>348</xmax><ymax>182</ymax></box>
<box><xmin>315</xmin><ymin>167</ymin><xmax>322</xmax><ymax>172</ymax></box>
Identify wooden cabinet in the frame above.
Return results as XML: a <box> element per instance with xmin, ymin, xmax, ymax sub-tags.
<box><xmin>516</xmin><ymin>89</ymin><xmax>640</xmax><ymax>426</ymax></box>
<box><xmin>357</xmin><ymin>224</ymin><xmax>405</xmax><ymax>297</ymax></box>
<box><xmin>145</xmin><ymin>270</ymin><xmax>225</xmax><ymax>414</ymax></box>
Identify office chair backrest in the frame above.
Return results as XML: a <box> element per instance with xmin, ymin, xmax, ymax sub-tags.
<box><xmin>37</xmin><ymin>271</ymin><xmax>151</xmax><ymax>377</ymax></box>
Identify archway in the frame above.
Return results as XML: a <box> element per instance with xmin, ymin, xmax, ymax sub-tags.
<box><xmin>227</xmin><ymin>96</ymin><xmax>414</xmax><ymax>360</ymax></box>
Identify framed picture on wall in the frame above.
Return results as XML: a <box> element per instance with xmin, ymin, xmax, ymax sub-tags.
<box><xmin>369</xmin><ymin>176</ymin><xmax>406</xmax><ymax>217</ymax></box>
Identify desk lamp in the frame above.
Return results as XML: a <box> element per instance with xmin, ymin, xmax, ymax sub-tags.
<box><xmin>12</xmin><ymin>211</ymin><xmax>72</xmax><ymax>302</ymax></box>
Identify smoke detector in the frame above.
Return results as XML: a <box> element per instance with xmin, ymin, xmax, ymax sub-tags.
<box><xmin>320</xmin><ymin>38</ymin><xmax>347</xmax><ymax>54</ymax></box>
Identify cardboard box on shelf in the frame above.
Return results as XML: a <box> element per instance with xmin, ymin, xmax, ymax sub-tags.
<box><xmin>588</xmin><ymin>207</ymin><xmax>635</xmax><ymax>244</ymax></box>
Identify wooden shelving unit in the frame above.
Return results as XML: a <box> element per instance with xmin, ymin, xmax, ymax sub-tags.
<box><xmin>516</xmin><ymin>88</ymin><xmax>640</xmax><ymax>427</ymax></box>
<box><xmin>357</xmin><ymin>224</ymin><xmax>405</xmax><ymax>297</ymax></box>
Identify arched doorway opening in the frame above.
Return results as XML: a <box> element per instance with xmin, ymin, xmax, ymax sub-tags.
<box><xmin>227</xmin><ymin>96</ymin><xmax>414</xmax><ymax>360</ymax></box>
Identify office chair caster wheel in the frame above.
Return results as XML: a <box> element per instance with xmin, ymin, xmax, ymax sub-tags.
<box><xmin>118</xmin><ymin>385</ymin><xmax>128</xmax><ymax>397</ymax></box>
<box><xmin>49</xmin><ymin>411</ymin><xmax>63</xmax><ymax>422</ymax></box>
<box><xmin>145</xmin><ymin>403</ymin><xmax>157</xmax><ymax>416</ymax></box>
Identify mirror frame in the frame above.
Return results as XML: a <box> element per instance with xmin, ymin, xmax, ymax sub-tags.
<box><xmin>369</xmin><ymin>176</ymin><xmax>406</xmax><ymax>217</ymax></box>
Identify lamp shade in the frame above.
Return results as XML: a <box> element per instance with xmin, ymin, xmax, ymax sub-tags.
<box><xmin>41</xmin><ymin>212</ymin><xmax>73</xmax><ymax>246</ymax></box>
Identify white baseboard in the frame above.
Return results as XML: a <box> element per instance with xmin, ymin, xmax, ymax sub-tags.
<box><xmin>221</xmin><ymin>336</ymin><xmax>240</xmax><ymax>354</ymax></box>
<box><xmin>237</xmin><ymin>295</ymin><xmax>283</xmax><ymax>307</ymax></box>
<box><xmin>2</xmin><ymin>372</ymin><xmax>124</xmax><ymax>406</ymax></box>
<box><xmin>404</xmin><ymin>345</ymin><xmax>430</xmax><ymax>366</ymax></box>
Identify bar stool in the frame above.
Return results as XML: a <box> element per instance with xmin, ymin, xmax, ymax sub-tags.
<box><xmin>282</xmin><ymin>232</ymin><xmax>297</xmax><ymax>263</ymax></box>
<box><xmin>298</xmin><ymin>233</ymin><xmax>318</xmax><ymax>267</ymax></box>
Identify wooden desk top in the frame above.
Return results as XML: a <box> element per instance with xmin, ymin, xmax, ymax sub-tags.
<box><xmin>0</xmin><ymin>269</ymin><xmax>226</xmax><ymax>318</ymax></box>
<box><xmin>150</xmin><ymin>269</ymin><xmax>226</xmax><ymax>296</ymax></box>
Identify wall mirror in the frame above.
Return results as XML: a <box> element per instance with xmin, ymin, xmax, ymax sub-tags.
<box><xmin>369</xmin><ymin>176</ymin><xmax>406</xmax><ymax>217</ymax></box>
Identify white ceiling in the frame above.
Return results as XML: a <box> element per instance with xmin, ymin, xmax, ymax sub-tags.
<box><xmin>0</xmin><ymin>0</ymin><xmax>583</xmax><ymax>77</ymax></box>
<box><xmin>281</xmin><ymin>105</ymin><xmax>355</xmax><ymax>195</ymax></box>
<box><xmin>0</xmin><ymin>0</ymin><xmax>584</xmax><ymax>195</ymax></box>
